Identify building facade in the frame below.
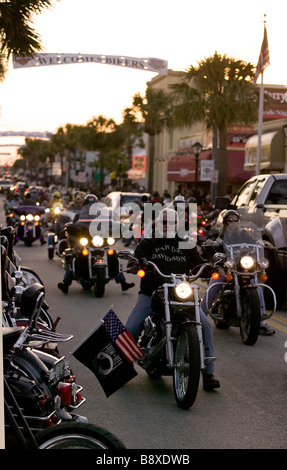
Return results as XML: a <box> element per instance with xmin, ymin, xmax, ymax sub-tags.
<box><xmin>146</xmin><ymin>70</ymin><xmax>287</xmax><ymax>199</ymax></box>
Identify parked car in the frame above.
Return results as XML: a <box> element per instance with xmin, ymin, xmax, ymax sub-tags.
<box><xmin>0</xmin><ymin>179</ymin><xmax>13</xmax><ymax>193</ymax></box>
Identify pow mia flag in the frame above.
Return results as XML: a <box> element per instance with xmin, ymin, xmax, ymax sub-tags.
<box><xmin>71</xmin><ymin>309</ymin><xmax>138</xmax><ymax>397</ymax></box>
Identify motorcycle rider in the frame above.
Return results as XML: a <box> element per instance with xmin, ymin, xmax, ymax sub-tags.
<box><xmin>203</xmin><ymin>209</ymin><xmax>275</xmax><ymax>335</ymax></box>
<box><xmin>57</xmin><ymin>194</ymin><xmax>135</xmax><ymax>294</ymax></box>
<box><xmin>18</xmin><ymin>192</ymin><xmax>46</xmax><ymax>244</ymax></box>
<box><xmin>125</xmin><ymin>207</ymin><xmax>221</xmax><ymax>391</ymax></box>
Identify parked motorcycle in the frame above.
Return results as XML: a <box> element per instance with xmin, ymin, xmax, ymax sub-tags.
<box><xmin>204</xmin><ymin>221</ymin><xmax>277</xmax><ymax>345</ymax></box>
<box><xmin>13</xmin><ymin>204</ymin><xmax>46</xmax><ymax>246</ymax></box>
<box><xmin>119</xmin><ymin>251</ymin><xmax>212</xmax><ymax>410</ymax></box>
<box><xmin>4</xmin><ymin>376</ymin><xmax>125</xmax><ymax>449</ymax></box>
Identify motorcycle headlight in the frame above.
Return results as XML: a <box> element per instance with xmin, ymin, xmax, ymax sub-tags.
<box><xmin>54</xmin><ymin>207</ymin><xmax>61</xmax><ymax>215</ymax></box>
<box><xmin>174</xmin><ymin>282</ymin><xmax>193</xmax><ymax>300</ymax></box>
<box><xmin>225</xmin><ymin>258</ymin><xmax>235</xmax><ymax>269</ymax></box>
<box><xmin>34</xmin><ymin>215</ymin><xmax>40</xmax><ymax>221</ymax></box>
<box><xmin>92</xmin><ymin>236</ymin><xmax>104</xmax><ymax>247</ymax></box>
<box><xmin>26</xmin><ymin>214</ymin><xmax>34</xmax><ymax>221</ymax></box>
<box><xmin>240</xmin><ymin>255</ymin><xmax>255</xmax><ymax>270</ymax></box>
<box><xmin>20</xmin><ymin>215</ymin><xmax>25</xmax><ymax>221</ymax></box>
<box><xmin>107</xmin><ymin>237</ymin><xmax>115</xmax><ymax>246</ymax></box>
<box><xmin>258</xmin><ymin>258</ymin><xmax>269</xmax><ymax>269</ymax></box>
<box><xmin>80</xmin><ymin>237</ymin><xmax>88</xmax><ymax>246</ymax></box>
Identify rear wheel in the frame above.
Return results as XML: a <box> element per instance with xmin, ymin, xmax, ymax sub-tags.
<box><xmin>35</xmin><ymin>422</ymin><xmax>126</xmax><ymax>449</ymax></box>
<box><xmin>173</xmin><ymin>325</ymin><xmax>200</xmax><ymax>410</ymax></box>
<box><xmin>240</xmin><ymin>288</ymin><xmax>261</xmax><ymax>345</ymax></box>
<box><xmin>48</xmin><ymin>247</ymin><xmax>54</xmax><ymax>259</ymax></box>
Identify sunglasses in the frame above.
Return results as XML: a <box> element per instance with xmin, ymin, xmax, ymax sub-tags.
<box><xmin>227</xmin><ymin>219</ymin><xmax>239</xmax><ymax>223</ymax></box>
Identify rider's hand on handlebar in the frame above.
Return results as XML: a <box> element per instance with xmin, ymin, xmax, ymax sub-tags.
<box><xmin>214</xmin><ymin>266</ymin><xmax>225</xmax><ymax>277</ymax></box>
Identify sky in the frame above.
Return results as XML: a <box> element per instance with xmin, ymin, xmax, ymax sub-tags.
<box><xmin>0</xmin><ymin>0</ymin><xmax>286</xmax><ymax>164</ymax></box>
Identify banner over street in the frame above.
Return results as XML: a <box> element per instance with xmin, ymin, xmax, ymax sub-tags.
<box><xmin>13</xmin><ymin>53</ymin><xmax>168</xmax><ymax>75</ymax></box>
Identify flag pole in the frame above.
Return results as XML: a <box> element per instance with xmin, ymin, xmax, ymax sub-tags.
<box><xmin>254</xmin><ymin>15</ymin><xmax>269</xmax><ymax>176</ymax></box>
<box><xmin>256</xmin><ymin>73</ymin><xmax>264</xmax><ymax>175</ymax></box>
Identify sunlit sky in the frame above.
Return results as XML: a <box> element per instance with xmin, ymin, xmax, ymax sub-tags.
<box><xmin>0</xmin><ymin>0</ymin><xmax>286</xmax><ymax>164</ymax></box>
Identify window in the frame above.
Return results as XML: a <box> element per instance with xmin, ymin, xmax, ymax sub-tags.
<box><xmin>266</xmin><ymin>181</ymin><xmax>287</xmax><ymax>205</ymax></box>
<box><xmin>235</xmin><ymin>181</ymin><xmax>256</xmax><ymax>207</ymax></box>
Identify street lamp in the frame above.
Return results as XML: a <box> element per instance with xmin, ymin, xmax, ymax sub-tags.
<box><xmin>118</xmin><ymin>156</ymin><xmax>123</xmax><ymax>189</ymax></box>
<box><xmin>192</xmin><ymin>141</ymin><xmax>202</xmax><ymax>199</ymax></box>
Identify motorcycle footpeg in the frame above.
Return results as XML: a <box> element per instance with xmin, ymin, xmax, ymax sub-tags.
<box><xmin>204</xmin><ymin>356</ymin><xmax>216</xmax><ymax>363</ymax></box>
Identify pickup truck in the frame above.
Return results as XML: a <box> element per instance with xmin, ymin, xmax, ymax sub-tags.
<box><xmin>215</xmin><ymin>173</ymin><xmax>287</xmax><ymax>309</ymax></box>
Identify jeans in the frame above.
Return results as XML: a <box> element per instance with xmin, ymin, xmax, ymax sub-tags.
<box><xmin>125</xmin><ymin>293</ymin><xmax>215</xmax><ymax>374</ymax></box>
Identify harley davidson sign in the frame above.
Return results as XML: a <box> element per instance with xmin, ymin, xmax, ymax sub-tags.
<box><xmin>13</xmin><ymin>53</ymin><xmax>168</xmax><ymax>75</ymax></box>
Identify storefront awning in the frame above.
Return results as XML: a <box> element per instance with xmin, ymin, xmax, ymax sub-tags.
<box><xmin>227</xmin><ymin>149</ymin><xmax>254</xmax><ymax>182</ymax></box>
<box><xmin>167</xmin><ymin>150</ymin><xmax>212</xmax><ymax>182</ymax></box>
<box><xmin>244</xmin><ymin>131</ymin><xmax>285</xmax><ymax>171</ymax></box>
<box><xmin>167</xmin><ymin>149</ymin><xmax>253</xmax><ymax>183</ymax></box>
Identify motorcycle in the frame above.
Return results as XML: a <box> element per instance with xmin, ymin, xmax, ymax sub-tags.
<box><xmin>4</xmin><ymin>376</ymin><xmax>125</xmax><ymax>449</ymax></box>
<box><xmin>58</xmin><ymin>221</ymin><xmax>121</xmax><ymax>297</ymax></box>
<box><xmin>3</xmin><ymin>278</ymin><xmax>126</xmax><ymax>449</ymax></box>
<box><xmin>13</xmin><ymin>204</ymin><xmax>46</xmax><ymax>246</ymax></box>
<box><xmin>119</xmin><ymin>251</ymin><xmax>213</xmax><ymax>410</ymax></box>
<box><xmin>204</xmin><ymin>221</ymin><xmax>277</xmax><ymax>345</ymax></box>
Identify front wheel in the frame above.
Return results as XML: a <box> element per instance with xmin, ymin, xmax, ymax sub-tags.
<box><xmin>35</xmin><ymin>422</ymin><xmax>126</xmax><ymax>449</ymax></box>
<box><xmin>173</xmin><ymin>324</ymin><xmax>200</xmax><ymax>410</ymax></box>
<box><xmin>94</xmin><ymin>269</ymin><xmax>105</xmax><ymax>297</ymax></box>
<box><xmin>240</xmin><ymin>288</ymin><xmax>261</xmax><ymax>345</ymax></box>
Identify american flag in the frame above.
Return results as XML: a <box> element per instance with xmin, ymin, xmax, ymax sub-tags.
<box><xmin>253</xmin><ymin>23</ymin><xmax>270</xmax><ymax>83</ymax></box>
<box><xmin>103</xmin><ymin>309</ymin><xmax>143</xmax><ymax>363</ymax></box>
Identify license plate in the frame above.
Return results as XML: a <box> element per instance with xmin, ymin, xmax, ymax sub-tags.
<box><xmin>49</xmin><ymin>356</ymin><xmax>67</xmax><ymax>383</ymax></box>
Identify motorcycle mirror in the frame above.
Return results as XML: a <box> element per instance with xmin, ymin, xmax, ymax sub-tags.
<box><xmin>118</xmin><ymin>250</ymin><xmax>135</xmax><ymax>260</ymax></box>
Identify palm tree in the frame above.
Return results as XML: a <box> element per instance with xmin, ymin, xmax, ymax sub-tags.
<box><xmin>83</xmin><ymin>116</ymin><xmax>119</xmax><ymax>192</ymax></box>
<box><xmin>132</xmin><ymin>88</ymin><xmax>172</xmax><ymax>193</ymax></box>
<box><xmin>0</xmin><ymin>0</ymin><xmax>56</xmax><ymax>80</ymax></box>
<box><xmin>170</xmin><ymin>52</ymin><xmax>264</xmax><ymax>196</ymax></box>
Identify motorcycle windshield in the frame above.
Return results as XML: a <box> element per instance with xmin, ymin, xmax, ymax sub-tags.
<box><xmin>223</xmin><ymin>221</ymin><xmax>264</xmax><ymax>264</ymax></box>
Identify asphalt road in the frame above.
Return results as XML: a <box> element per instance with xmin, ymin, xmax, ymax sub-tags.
<box><xmin>1</xmin><ymin>196</ymin><xmax>287</xmax><ymax>449</ymax></box>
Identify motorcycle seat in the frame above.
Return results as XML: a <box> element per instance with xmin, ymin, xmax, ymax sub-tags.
<box><xmin>2</xmin><ymin>326</ymin><xmax>25</xmax><ymax>354</ymax></box>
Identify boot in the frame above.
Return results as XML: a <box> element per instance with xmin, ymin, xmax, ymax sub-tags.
<box><xmin>202</xmin><ymin>374</ymin><xmax>220</xmax><ymax>391</ymax></box>
<box><xmin>58</xmin><ymin>282</ymin><xmax>69</xmax><ymax>294</ymax></box>
<box><xmin>121</xmin><ymin>281</ymin><xmax>135</xmax><ymax>292</ymax></box>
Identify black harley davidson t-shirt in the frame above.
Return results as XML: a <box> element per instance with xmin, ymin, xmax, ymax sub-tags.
<box><xmin>134</xmin><ymin>236</ymin><xmax>209</xmax><ymax>297</ymax></box>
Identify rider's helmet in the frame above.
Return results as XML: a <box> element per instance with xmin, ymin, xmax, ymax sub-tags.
<box><xmin>174</xmin><ymin>195</ymin><xmax>185</xmax><ymax>203</ymax></box>
<box><xmin>53</xmin><ymin>191</ymin><xmax>61</xmax><ymax>199</ymax></box>
<box><xmin>222</xmin><ymin>209</ymin><xmax>240</xmax><ymax>226</ymax></box>
<box><xmin>83</xmin><ymin>194</ymin><xmax>99</xmax><ymax>205</ymax></box>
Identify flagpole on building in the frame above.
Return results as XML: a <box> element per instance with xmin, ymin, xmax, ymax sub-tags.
<box><xmin>256</xmin><ymin>74</ymin><xmax>264</xmax><ymax>175</ymax></box>
<box><xmin>254</xmin><ymin>15</ymin><xmax>270</xmax><ymax>176</ymax></box>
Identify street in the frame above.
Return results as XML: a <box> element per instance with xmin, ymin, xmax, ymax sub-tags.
<box><xmin>1</xmin><ymin>197</ymin><xmax>287</xmax><ymax>450</ymax></box>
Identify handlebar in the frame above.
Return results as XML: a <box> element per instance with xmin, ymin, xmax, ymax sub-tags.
<box><xmin>119</xmin><ymin>250</ymin><xmax>212</xmax><ymax>281</ymax></box>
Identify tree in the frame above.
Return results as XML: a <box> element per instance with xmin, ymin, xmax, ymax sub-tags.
<box><xmin>132</xmin><ymin>88</ymin><xmax>172</xmax><ymax>193</ymax></box>
<box><xmin>170</xmin><ymin>52</ymin><xmax>266</xmax><ymax>196</ymax></box>
<box><xmin>0</xmin><ymin>0</ymin><xmax>57</xmax><ymax>80</ymax></box>
<box><xmin>83</xmin><ymin>116</ymin><xmax>121</xmax><ymax>192</ymax></box>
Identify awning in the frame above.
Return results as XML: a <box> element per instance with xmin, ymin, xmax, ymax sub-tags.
<box><xmin>167</xmin><ymin>150</ymin><xmax>212</xmax><ymax>182</ymax></box>
<box><xmin>167</xmin><ymin>149</ymin><xmax>252</xmax><ymax>183</ymax></box>
<box><xmin>227</xmin><ymin>149</ymin><xmax>254</xmax><ymax>182</ymax></box>
<box><xmin>244</xmin><ymin>131</ymin><xmax>285</xmax><ymax>171</ymax></box>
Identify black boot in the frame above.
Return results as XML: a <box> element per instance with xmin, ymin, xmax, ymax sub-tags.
<box><xmin>202</xmin><ymin>374</ymin><xmax>220</xmax><ymax>391</ymax></box>
<box><xmin>121</xmin><ymin>281</ymin><xmax>135</xmax><ymax>291</ymax></box>
<box><xmin>58</xmin><ymin>282</ymin><xmax>69</xmax><ymax>294</ymax></box>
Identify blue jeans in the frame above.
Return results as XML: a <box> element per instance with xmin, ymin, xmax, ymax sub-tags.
<box><xmin>125</xmin><ymin>293</ymin><xmax>215</xmax><ymax>374</ymax></box>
